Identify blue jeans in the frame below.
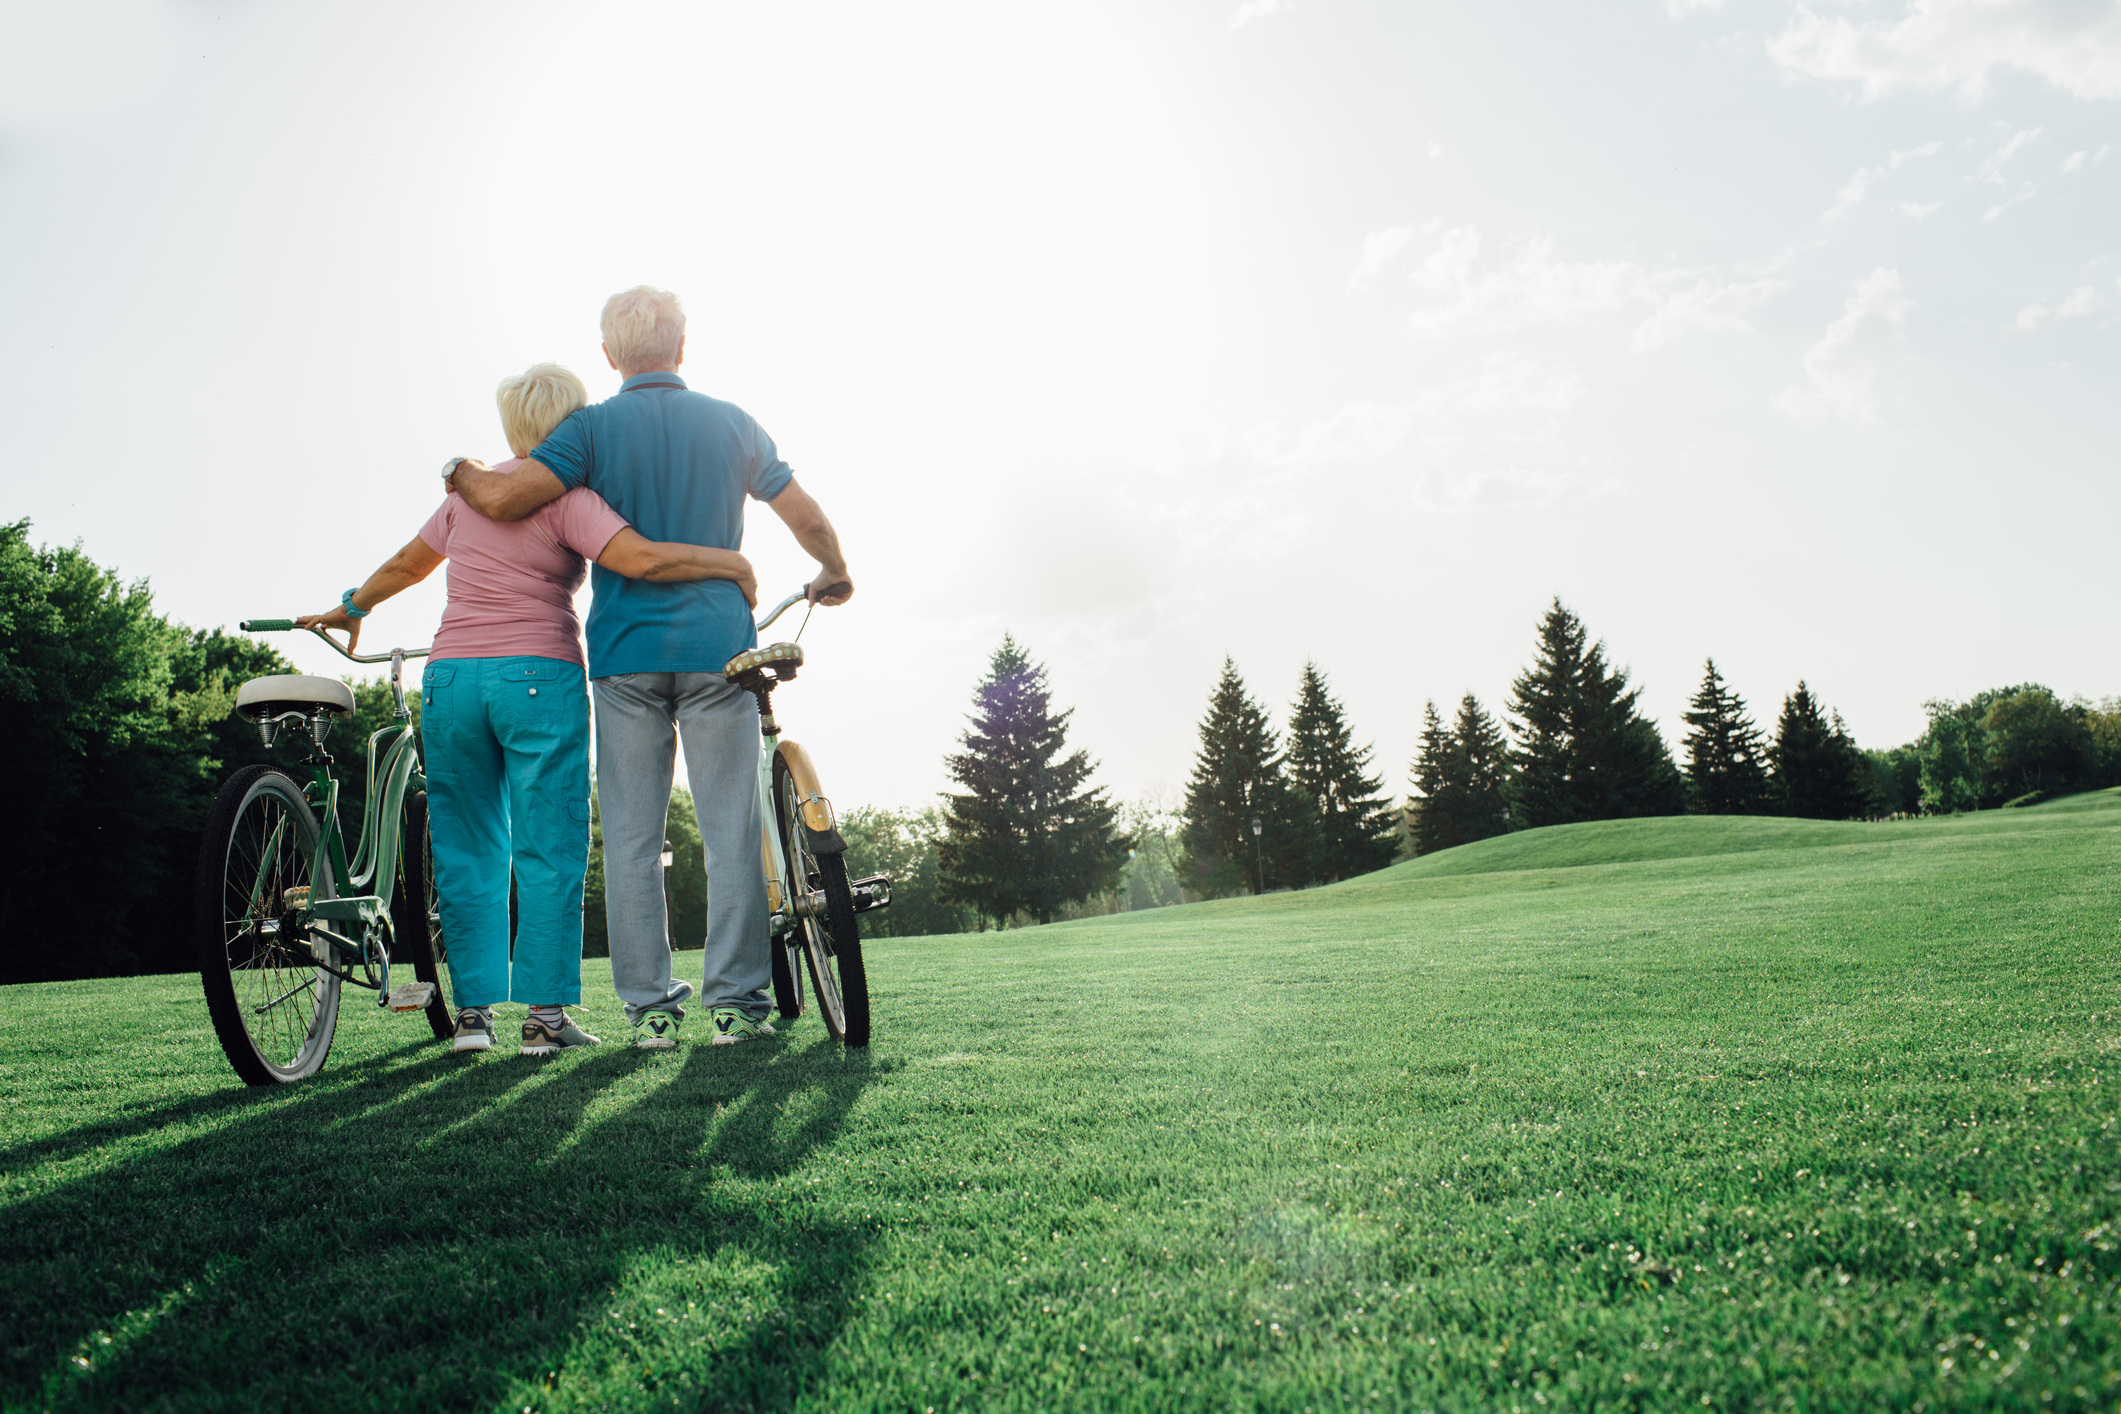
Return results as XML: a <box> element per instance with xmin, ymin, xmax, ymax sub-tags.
<box><xmin>420</xmin><ymin>656</ymin><xmax>592</xmax><ymax>1009</ymax></box>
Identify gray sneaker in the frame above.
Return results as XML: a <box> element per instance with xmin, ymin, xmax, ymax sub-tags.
<box><xmin>520</xmin><ymin>1010</ymin><xmax>600</xmax><ymax>1056</ymax></box>
<box><xmin>451</xmin><ymin>1007</ymin><xmax>494</xmax><ymax>1053</ymax></box>
<box><xmin>635</xmin><ymin>1009</ymin><xmax>682</xmax><ymax>1050</ymax></box>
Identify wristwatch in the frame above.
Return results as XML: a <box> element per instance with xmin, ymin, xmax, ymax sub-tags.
<box><xmin>441</xmin><ymin>455</ymin><xmax>471</xmax><ymax>489</ymax></box>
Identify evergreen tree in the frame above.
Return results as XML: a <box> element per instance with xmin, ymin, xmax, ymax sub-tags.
<box><xmin>1180</xmin><ymin>658</ymin><xmax>1309</xmax><ymax>897</ymax></box>
<box><xmin>1505</xmin><ymin>599</ymin><xmax>1687</xmax><ymax>828</ymax></box>
<box><xmin>1452</xmin><ymin>692</ymin><xmax>1514</xmax><ymax>844</ymax></box>
<box><xmin>1408</xmin><ymin>693</ymin><xmax>1513</xmax><ymax>856</ymax></box>
<box><xmin>1407</xmin><ymin>701</ymin><xmax>1457</xmax><ymax>856</ymax></box>
<box><xmin>937</xmin><ymin>636</ymin><xmax>1128</xmax><ymax>927</ymax></box>
<box><xmin>1771</xmin><ymin>682</ymin><xmax>1871</xmax><ymax>820</ymax></box>
<box><xmin>1681</xmin><ymin>658</ymin><xmax>1773</xmax><ymax>815</ymax></box>
<box><xmin>1285</xmin><ymin>662</ymin><xmax>1397</xmax><ymax>882</ymax></box>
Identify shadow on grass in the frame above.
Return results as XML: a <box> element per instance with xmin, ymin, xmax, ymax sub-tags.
<box><xmin>1</xmin><ymin>1032</ymin><xmax>884</xmax><ymax>1413</ymax></box>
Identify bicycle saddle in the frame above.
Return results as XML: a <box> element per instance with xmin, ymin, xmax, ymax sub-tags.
<box><xmin>724</xmin><ymin>641</ymin><xmax>802</xmax><ymax>693</ymax></box>
<box><xmin>235</xmin><ymin>674</ymin><xmax>357</xmax><ymax>719</ymax></box>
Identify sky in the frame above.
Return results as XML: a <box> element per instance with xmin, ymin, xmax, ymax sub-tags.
<box><xmin>2</xmin><ymin>0</ymin><xmax>2116</xmax><ymax>813</ymax></box>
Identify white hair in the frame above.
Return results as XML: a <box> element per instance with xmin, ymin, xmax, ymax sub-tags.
<box><xmin>600</xmin><ymin>285</ymin><xmax>686</xmax><ymax>373</ymax></box>
<box><xmin>494</xmin><ymin>363</ymin><xmax>589</xmax><ymax>458</ymax></box>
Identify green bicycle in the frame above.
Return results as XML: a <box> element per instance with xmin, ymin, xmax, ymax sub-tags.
<box><xmin>193</xmin><ymin>625</ymin><xmax>449</xmax><ymax>1085</ymax></box>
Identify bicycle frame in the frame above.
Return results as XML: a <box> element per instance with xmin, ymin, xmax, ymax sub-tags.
<box><xmin>240</xmin><ymin>624</ymin><xmax>431</xmax><ymax>1003</ymax></box>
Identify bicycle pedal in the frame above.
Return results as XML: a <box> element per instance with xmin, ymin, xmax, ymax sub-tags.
<box><xmin>386</xmin><ymin>983</ymin><xmax>436</xmax><ymax>1012</ymax></box>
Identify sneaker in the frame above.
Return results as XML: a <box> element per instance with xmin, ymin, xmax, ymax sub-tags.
<box><xmin>634</xmin><ymin>1009</ymin><xmax>681</xmax><ymax>1050</ymax></box>
<box><xmin>451</xmin><ymin>1007</ymin><xmax>494</xmax><ymax>1053</ymax></box>
<box><xmin>709</xmin><ymin>1008</ymin><xmax>776</xmax><ymax>1045</ymax></box>
<box><xmin>520</xmin><ymin>1010</ymin><xmax>601</xmax><ymax>1056</ymax></box>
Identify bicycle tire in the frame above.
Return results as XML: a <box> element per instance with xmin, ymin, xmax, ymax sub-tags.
<box><xmin>392</xmin><ymin>792</ymin><xmax>453</xmax><ymax>1041</ymax></box>
<box><xmin>771</xmin><ymin>753</ymin><xmax>870</xmax><ymax>1047</ymax></box>
<box><xmin>195</xmin><ymin>765</ymin><xmax>342</xmax><ymax>1085</ymax></box>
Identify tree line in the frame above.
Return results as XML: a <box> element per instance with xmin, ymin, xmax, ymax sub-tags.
<box><xmin>1411</xmin><ymin>599</ymin><xmax>2121</xmax><ymax>854</ymax></box>
<box><xmin>8</xmin><ymin>518</ymin><xmax>2119</xmax><ymax>978</ymax></box>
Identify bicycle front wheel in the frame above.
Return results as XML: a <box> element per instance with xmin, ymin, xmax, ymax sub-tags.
<box><xmin>772</xmin><ymin>752</ymin><xmax>870</xmax><ymax>1047</ymax></box>
<box><xmin>195</xmin><ymin>765</ymin><xmax>342</xmax><ymax>1085</ymax></box>
<box><xmin>392</xmin><ymin>791</ymin><xmax>453</xmax><ymax>1041</ymax></box>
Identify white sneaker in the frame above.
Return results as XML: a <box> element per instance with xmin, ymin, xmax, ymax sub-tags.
<box><xmin>451</xmin><ymin>1007</ymin><xmax>494</xmax><ymax>1053</ymax></box>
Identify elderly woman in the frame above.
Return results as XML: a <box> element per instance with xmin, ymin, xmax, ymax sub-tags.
<box><xmin>298</xmin><ymin>363</ymin><xmax>757</xmax><ymax>1056</ymax></box>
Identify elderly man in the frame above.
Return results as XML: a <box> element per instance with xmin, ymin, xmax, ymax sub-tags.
<box><xmin>450</xmin><ymin>285</ymin><xmax>851</xmax><ymax>1049</ymax></box>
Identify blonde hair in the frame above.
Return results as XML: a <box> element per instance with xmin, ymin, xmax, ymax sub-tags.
<box><xmin>600</xmin><ymin>285</ymin><xmax>686</xmax><ymax>373</ymax></box>
<box><xmin>495</xmin><ymin>363</ymin><xmax>589</xmax><ymax>458</ymax></box>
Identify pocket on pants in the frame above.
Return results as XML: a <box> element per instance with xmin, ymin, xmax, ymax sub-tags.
<box><xmin>421</xmin><ymin>663</ymin><xmax>457</xmax><ymax>716</ymax></box>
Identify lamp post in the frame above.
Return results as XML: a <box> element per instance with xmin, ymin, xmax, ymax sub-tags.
<box><xmin>1250</xmin><ymin>815</ymin><xmax>1264</xmax><ymax>895</ymax></box>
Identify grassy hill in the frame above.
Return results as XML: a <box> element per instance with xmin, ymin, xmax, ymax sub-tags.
<box><xmin>3</xmin><ymin>793</ymin><xmax>2119</xmax><ymax>1411</ymax></box>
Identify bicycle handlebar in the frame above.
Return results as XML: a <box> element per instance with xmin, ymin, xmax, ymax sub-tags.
<box><xmin>753</xmin><ymin>582</ymin><xmax>851</xmax><ymax>634</ymax></box>
<box><xmin>240</xmin><ymin>620</ymin><xmax>430</xmax><ymax>665</ymax></box>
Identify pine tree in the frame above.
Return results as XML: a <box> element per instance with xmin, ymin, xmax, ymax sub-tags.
<box><xmin>1771</xmin><ymin>682</ymin><xmax>1870</xmax><ymax>820</ymax></box>
<box><xmin>1409</xmin><ymin>694</ymin><xmax>1512</xmax><ymax>855</ymax></box>
<box><xmin>1506</xmin><ymin>599</ymin><xmax>1687</xmax><ymax>828</ymax></box>
<box><xmin>937</xmin><ymin>635</ymin><xmax>1128</xmax><ymax>927</ymax></box>
<box><xmin>1408</xmin><ymin>701</ymin><xmax>1458</xmax><ymax>856</ymax></box>
<box><xmin>1285</xmin><ymin>662</ymin><xmax>1397</xmax><ymax>882</ymax></box>
<box><xmin>1452</xmin><ymin>692</ymin><xmax>1514</xmax><ymax>843</ymax></box>
<box><xmin>1681</xmin><ymin>658</ymin><xmax>1772</xmax><ymax>815</ymax></box>
<box><xmin>1180</xmin><ymin>658</ymin><xmax>1309</xmax><ymax>897</ymax></box>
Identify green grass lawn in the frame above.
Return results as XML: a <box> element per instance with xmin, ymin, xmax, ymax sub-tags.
<box><xmin>4</xmin><ymin>794</ymin><xmax>2119</xmax><ymax>1412</ymax></box>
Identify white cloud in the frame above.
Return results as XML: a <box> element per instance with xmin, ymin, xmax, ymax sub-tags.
<box><xmin>1774</xmin><ymin>268</ymin><xmax>1914</xmax><ymax>423</ymax></box>
<box><xmin>2059</xmin><ymin>285</ymin><xmax>2103</xmax><ymax>318</ymax></box>
<box><xmin>1822</xmin><ymin>141</ymin><xmax>1940</xmax><ymax>223</ymax></box>
<box><xmin>1426</xmin><ymin>141</ymin><xmax>1443</xmax><ymax>161</ymax></box>
<box><xmin>1630</xmin><ymin>277</ymin><xmax>1791</xmax><ymax>351</ymax></box>
<box><xmin>1973</xmin><ymin>127</ymin><xmax>2041</xmax><ymax>184</ymax></box>
<box><xmin>1822</xmin><ymin>167</ymin><xmax>1879</xmax><ymax>223</ymax></box>
<box><xmin>1899</xmin><ymin>200</ymin><xmax>1944</xmax><ymax>218</ymax></box>
<box><xmin>1985</xmin><ymin>186</ymin><xmax>2037</xmax><ymax>219</ymax></box>
<box><xmin>2062</xmin><ymin>149</ymin><xmax>2089</xmax><ymax>174</ymax></box>
<box><xmin>1348</xmin><ymin>223</ymin><xmax>1419</xmax><ymax>290</ymax></box>
<box><xmin>1243</xmin><ymin>354</ymin><xmax>1581</xmax><ymax>467</ymax></box>
<box><xmin>1420</xmin><ymin>466</ymin><xmax>1625</xmax><ymax>511</ymax></box>
<box><xmin>1391</xmin><ymin>224</ymin><xmax>1788</xmax><ymax>349</ymax></box>
<box><xmin>1227</xmin><ymin>0</ymin><xmax>1291</xmax><ymax>32</ymax></box>
<box><xmin>2015</xmin><ymin>284</ymin><xmax>2105</xmax><ymax>329</ymax></box>
<box><xmin>1767</xmin><ymin>0</ymin><xmax>2121</xmax><ymax>102</ymax></box>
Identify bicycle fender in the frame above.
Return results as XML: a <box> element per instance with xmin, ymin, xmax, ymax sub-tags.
<box><xmin>775</xmin><ymin>740</ymin><xmax>847</xmax><ymax>854</ymax></box>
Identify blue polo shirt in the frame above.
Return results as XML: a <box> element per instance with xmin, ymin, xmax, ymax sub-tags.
<box><xmin>530</xmin><ymin>372</ymin><xmax>794</xmax><ymax>679</ymax></box>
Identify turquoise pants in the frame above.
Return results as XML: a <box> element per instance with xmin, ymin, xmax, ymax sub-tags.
<box><xmin>420</xmin><ymin>656</ymin><xmax>592</xmax><ymax>1008</ymax></box>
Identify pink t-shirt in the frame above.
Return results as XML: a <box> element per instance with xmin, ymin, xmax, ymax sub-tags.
<box><xmin>417</xmin><ymin>464</ymin><xmax>629</xmax><ymax>666</ymax></box>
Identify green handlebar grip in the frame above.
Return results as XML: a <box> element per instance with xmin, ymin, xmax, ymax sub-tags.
<box><xmin>241</xmin><ymin>619</ymin><xmax>296</xmax><ymax>632</ymax></box>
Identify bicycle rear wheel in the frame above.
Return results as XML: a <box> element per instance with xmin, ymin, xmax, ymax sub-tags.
<box><xmin>771</xmin><ymin>753</ymin><xmax>870</xmax><ymax>1047</ymax></box>
<box><xmin>195</xmin><ymin>765</ymin><xmax>342</xmax><ymax>1085</ymax></box>
<box><xmin>392</xmin><ymin>791</ymin><xmax>453</xmax><ymax>1041</ymax></box>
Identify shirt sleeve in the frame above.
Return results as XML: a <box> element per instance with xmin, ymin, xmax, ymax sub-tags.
<box><xmin>416</xmin><ymin>496</ymin><xmax>453</xmax><ymax>555</ymax></box>
<box><xmin>549</xmin><ymin>488</ymin><xmax>630</xmax><ymax>563</ymax></box>
<box><xmin>528</xmin><ymin>408</ymin><xmax>595</xmax><ymax>491</ymax></box>
<box><xmin>742</xmin><ymin>412</ymin><xmax>794</xmax><ymax>502</ymax></box>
